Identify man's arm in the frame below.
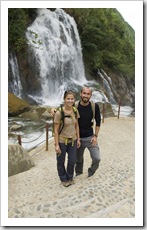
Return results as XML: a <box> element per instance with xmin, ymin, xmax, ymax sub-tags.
<box><xmin>94</xmin><ymin>125</ymin><xmax>100</xmax><ymax>138</ymax></box>
<box><xmin>50</xmin><ymin>108</ymin><xmax>57</xmax><ymax>116</ymax></box>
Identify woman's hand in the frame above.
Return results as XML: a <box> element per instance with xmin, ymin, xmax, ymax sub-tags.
<box><xmin>55</xmin><ymin>144</ymin><xmax>61</xmax><ymax>155</ymax></box>
<box><xmin>77</xmin><ymin>139</ymin><xmax>81</xmax><ymax>148</ymax></box>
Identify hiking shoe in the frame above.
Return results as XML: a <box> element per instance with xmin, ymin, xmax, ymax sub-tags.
<box><xmin>61</xmin><ymin>181</ymin><xmax>70</xmax><ymax>187</ymax></box>
<box><xmin>88</xmin><ymin>173</ymin><xmax>93</xmax><ymax>178</ymax></box>
<box><xmin>88</xmin><ymin>170</ymin><xmax>94</xmax><ymax>178</ymax></box>
<box><xmin>68</xmin><ymin>180</ymin><xmax>75</xmax><ymax>185</ymax></box>
<box><xmin>75</xmin><ymin>173</ymin><xmax>82</xmax><ymax>176</ymax></box>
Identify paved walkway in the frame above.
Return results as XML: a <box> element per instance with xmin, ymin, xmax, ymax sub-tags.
<box><xmin>8</xmin><ymin>117</ymin><xmax>135</xmax><ymax>219</ymax></box>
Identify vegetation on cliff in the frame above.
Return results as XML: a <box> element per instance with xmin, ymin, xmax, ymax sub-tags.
<box><xmin>64</xmin><ymin>8</ymin><xmax>135</xmax><ymax>80</ymax></box>
<box><xmin>8</xmin><ymin>8</ymin><xmax>37</xmax><ymax>53</ymax></box>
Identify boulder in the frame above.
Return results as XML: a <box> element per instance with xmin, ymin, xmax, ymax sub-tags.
<box><xmin>19</xmin><ymin>106</ymin><xmax>48</xmax><ymax>121</ymax></box>
<box><xmin>9</xmin><ymin>123</ymin><xmax>22</xmax><ymax>131</ymax></box>
<box><xmin>8</xmin><ymin>92</ymin><xmax>30</xmax><ymax>116</ymax></box>
<box><xmin>8</xmin><ymin>144</ymin><xmax>34</xmax><ymax>177</ymax></box>
<box><xmin>41</xmin><ymin>109</ymin><xmax>53</xmax><ymax>120</ymax></box>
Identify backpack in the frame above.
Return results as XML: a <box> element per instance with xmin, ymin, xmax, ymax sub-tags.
<box><xmin>57</xmin><ymin>105</ymin><xmax>78</xmax><ymax>135</ymax></box>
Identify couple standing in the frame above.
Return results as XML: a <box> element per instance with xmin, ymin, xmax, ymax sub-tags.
<box><xmin>53</xmin><ymin>86</ymin><xmax>101</xmax><ymax>187</ymax></box>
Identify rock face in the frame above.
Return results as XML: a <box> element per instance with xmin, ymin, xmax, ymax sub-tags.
<box><xmin>8</xmin><ymin>144</ymin><xmax>34</xmax><ymax>177</ymax></box>
<box><xmin>8</xmin><ymin>92</ymin><xmax>30</xmax><ymax>116</ymax></box>
<box><xmin>105</xmin><ymin>68</ymin><xmax>135</xmax><ymax>107</ymax></box>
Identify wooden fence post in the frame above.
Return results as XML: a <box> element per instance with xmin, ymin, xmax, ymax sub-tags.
<box><xmin>52</xmin><ymin>117</ymin><xmax>54</xmax><ymax>137</ymax></box>
<box><xmin>117</xmin><ymin>99</ymin><xmax>121</xmax><ymax>119</ymax></box>
<box><xmin>18</xmin><ymin>135</ymin><xmax>21</xmax><ymax>145</ymax></box>
<box><xmin>46</xmin><ymin>123</ymin><xmax>49</xmax><ymax>151</ymax></box>
<box><xmin>102</xmin><ymin>103</ymin><xmax>105</xmax><ymax>123</ymax></box>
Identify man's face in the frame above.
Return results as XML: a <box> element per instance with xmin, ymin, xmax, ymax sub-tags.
<box><xmin>80</xmin><ymin>87</ymin><xmax>92</xmax><ymax>103</ymax></box>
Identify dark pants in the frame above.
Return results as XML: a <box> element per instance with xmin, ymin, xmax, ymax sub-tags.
<box><xmin>56</xmin><ymin>140</ymin><xmax>77</xmax><ymax>182</ymax></box>
<box><xmin>75</xmin><ymin>136</ymin><xmax>101</xmax><ymax>176</ymax></box>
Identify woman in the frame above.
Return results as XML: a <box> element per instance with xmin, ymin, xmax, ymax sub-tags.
<box><xmin>54</xmin><ymin>90</ymin><xmax>81</xmax><ymax>187</ymax></box>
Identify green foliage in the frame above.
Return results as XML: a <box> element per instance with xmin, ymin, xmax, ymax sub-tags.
<box><xmin>65</xmin><ymin>8</ymin><xmax>135</xmax><ymax>80</ymax></box>
<box><xmin>9</xmin><ymin>9</ymin><xmax>27</xmax><ymax>52</ymax></box>
<box><xmin>27</xmin><ymin>30</ymin><xmax>43</xmax><ymax>46</ymax></box>
<box><xmin>8</xmin><ymin>8</ymin><xmax>37</xmax><ymax>53</ymax></box>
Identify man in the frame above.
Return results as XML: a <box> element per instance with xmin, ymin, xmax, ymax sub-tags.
<box><xmin>75</xmin><ymin>86</ymin><xmax>101</xmax><ymax>177</ymax></box>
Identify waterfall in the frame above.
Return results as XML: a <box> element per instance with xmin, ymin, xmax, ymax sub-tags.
<box><xmin>25</xmin><ymin>8</ymin><xmax>88</xmax><ymax>106</ymax></box>
<box><xmin>8</xmin><ymin>53</ymin><xmax>23</xmax><ymax>98</ymax></box>
<box><xmin>8</xmin><ymin>8</ymin><xmax>119</xmax><ymax>107</ymax></box>
<box><xmin>97</xmin><ymin>69</ymin><xmax>116</xmax><ymax>104</ymax></box>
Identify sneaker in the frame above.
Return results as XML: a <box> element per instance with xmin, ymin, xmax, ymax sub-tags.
<box><xmin>68</xmin><ymin>180</ymin><xmax>75</xmax><ymax>185</ymax></box>
<box><xmin>87</xmin><ymin>173</ymin><xmax>93</xmax><ymax>178</ymax></box>
<box><xmin>61</xmin><ymin>181</ymin><xmax>70</xmax><ymax>187</ymax></box>
<box><xmin>88</xmin><ymin>169</ymin><xmax>94</xmax><ymax>178</ymax></box>
<box><xmin>75</xmin><ymin>173</ymin><xmax>82</xmax><ymax>176</ymax></box>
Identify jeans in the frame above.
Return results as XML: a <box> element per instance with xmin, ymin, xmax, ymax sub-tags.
<box><xmin>56</xmin><ymin>140</ymin><xmax>77</xmax><ymax>182</ymax></box>
<box><xmin>75</xmin><ymin>136</ymin><xmax>101</xmax><ymax>175</ymax></box>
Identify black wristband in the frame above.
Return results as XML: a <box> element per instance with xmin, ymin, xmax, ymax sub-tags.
<box><xmin>94</xmin><ymin>134</ymin><xmax>98</xmax><ymax>137</ymax></box>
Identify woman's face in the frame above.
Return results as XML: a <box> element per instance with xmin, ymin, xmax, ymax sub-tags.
<box><xmin>64</xmin><ymin>93</ymin><xmax>75</xmax><ymax>107</ymax></box>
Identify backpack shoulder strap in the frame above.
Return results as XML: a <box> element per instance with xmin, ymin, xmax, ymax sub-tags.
<box><xmin>74</xmin><ymin>100</ymin><xmax>79</xmax><ymax>109</ymax></box>
<box><xmin>73</xmin><ymin>106</ymin><xmax>78</xmax><ymax>118</ymax></box>
<box><xmin>90</xmin><ymin>100</ymin><xmax>95</xmax><ymax>120</ymax></box>
<box><xmin>58</xmin><ymin>105</ymin><xmax>65</xmax><ymax>134</ymax></box>
<box><xmin>58</xmin><ymin>105</ymin><xmax>64</xmax><ymax>120</ymax></box>
<box><xmin>90</xmin><ymin>100</ymin><xmax>95</xmax><ymax>131</ymax></box>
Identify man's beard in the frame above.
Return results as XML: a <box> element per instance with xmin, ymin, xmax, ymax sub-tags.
<box><xmin>81</xmin><ymin>97</ymin><xmax>89</xmax><ymax>103</ymax></box>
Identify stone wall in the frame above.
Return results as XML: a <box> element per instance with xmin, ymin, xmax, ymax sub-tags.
<box><xmin>8</xmin><ymin>144</ymin><xmax>34</xmax><ymax>177</ymax></box>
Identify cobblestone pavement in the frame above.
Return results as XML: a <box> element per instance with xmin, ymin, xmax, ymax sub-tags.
<box><xmin>8</xmin><ymin>117</ymin><xmax>135</xmax><ymax>220</ymax></box>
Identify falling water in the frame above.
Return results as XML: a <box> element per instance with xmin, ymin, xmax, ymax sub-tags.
<box><xmin>25</xmin><ymin>8</ymin><xmax>89</xmax><ymax>106</ymax></box>
<box><xmin>97</xmin><ymin>69</ymin><xmax>116</xmax><ymax>104</ymax></box>
<box><xmin>8</xmin><ymin>53</ymin><xmax>23</xmax><ymax>98</ymax></box>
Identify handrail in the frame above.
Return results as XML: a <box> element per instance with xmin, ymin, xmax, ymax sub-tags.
<box><xmin>9</xmin><ymin>101</ymin><xmax>134</xmax><ymax>152</ymax></box>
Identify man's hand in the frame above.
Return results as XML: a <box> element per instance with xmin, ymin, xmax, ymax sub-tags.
<box><xmin>91</xmin><ymin>136</ymin><xmax>97</xmax><ymax>145</ymax></box>
<box><xmin>50</xmin><ymin>108</ymin><xmax>57</xmax><ymax>117</ymax></box>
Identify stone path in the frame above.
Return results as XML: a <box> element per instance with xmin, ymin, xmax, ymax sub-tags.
<box><xmin>8</xmin><ymin>117</ymin><xmax>135</xmax><ymax>219</ymax></box>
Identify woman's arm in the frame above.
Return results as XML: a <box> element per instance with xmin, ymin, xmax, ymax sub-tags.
<box><xmin>75</xmin><ymin>119</ymin><xmax>81</xmax><ymax>148</ymax></box>
<box><xmin>54</xmin><ymin>122</ymin><xmax>61</xmax><ymax>154</ymax></box>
